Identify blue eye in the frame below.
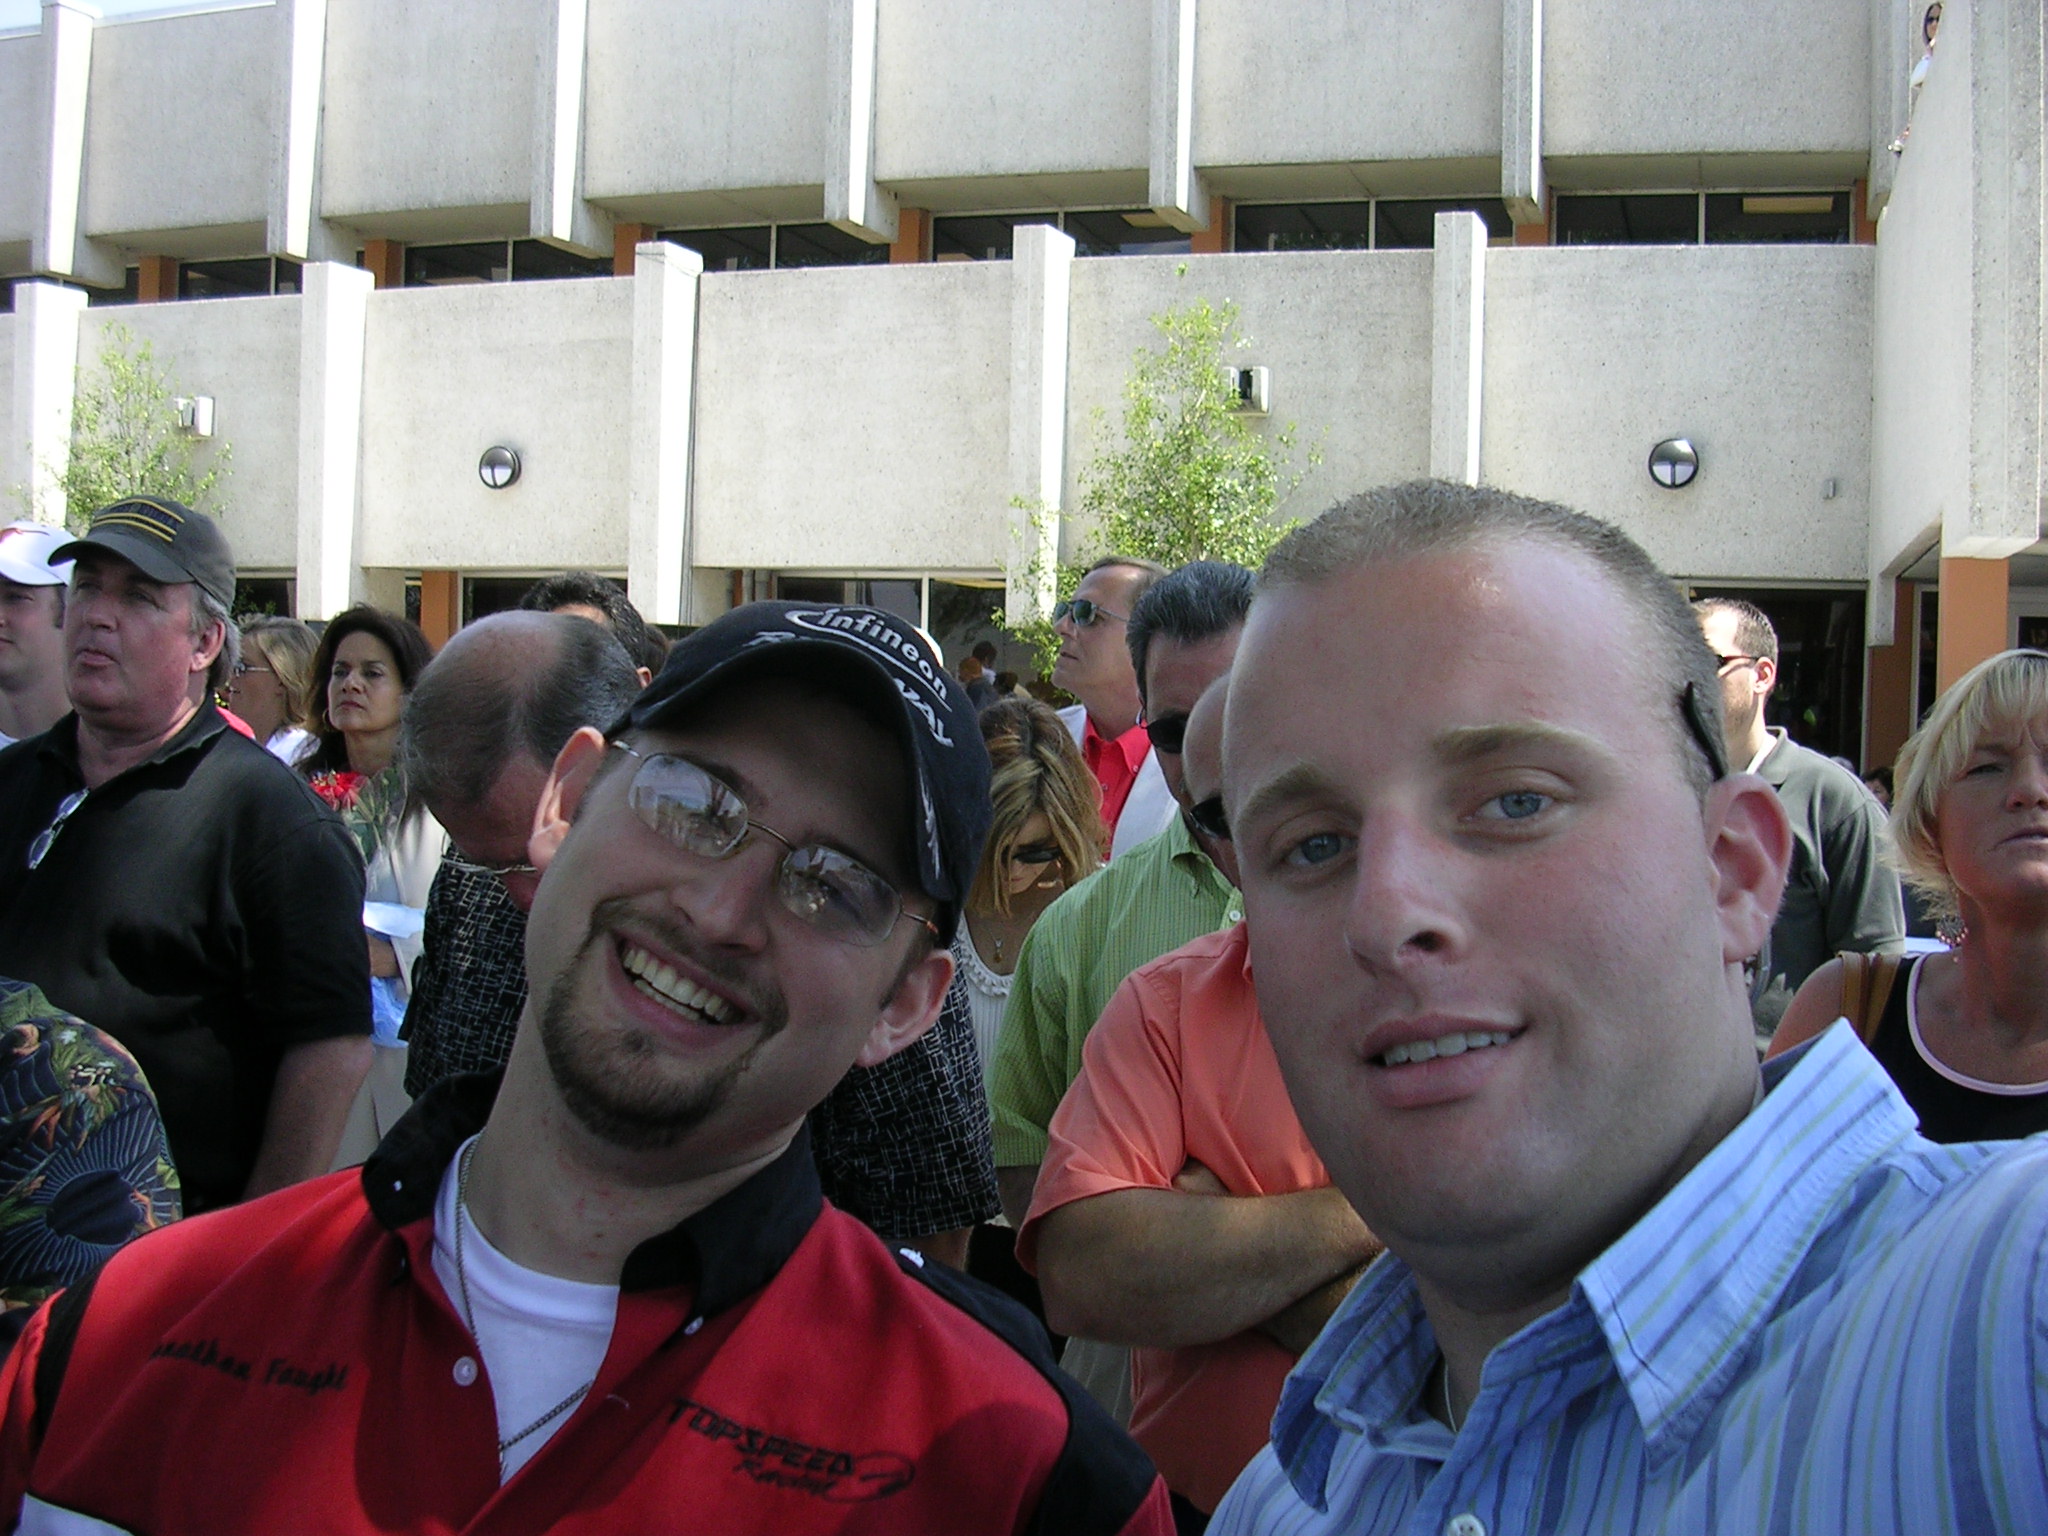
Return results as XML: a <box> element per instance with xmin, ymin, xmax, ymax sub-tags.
<box><xmin>1491</xmin><ymin>791</ymin><xmax>1548</xmax><ymax>820</ymax></box>
<box><xmin>1285</xmin><ymin>831</ymin><xmax>1348</xmax><ymax>867</ymax></box>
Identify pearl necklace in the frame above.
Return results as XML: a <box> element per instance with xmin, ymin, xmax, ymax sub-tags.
<box><xmin>454</xmin><ymin>1139</ymin><xmax>596</xmax><ymax>1469</ymax></box>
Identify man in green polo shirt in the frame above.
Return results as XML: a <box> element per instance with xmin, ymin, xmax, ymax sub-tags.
<box><xmin>990</xmin><ymin>562</ymin><xmax>1251</xmax><ymax>1417</ymax></box>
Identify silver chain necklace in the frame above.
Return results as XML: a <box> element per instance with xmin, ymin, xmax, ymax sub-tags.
<box><xmin>454</xmin><ymin>1138</ymin><xmax>596</xmax><ymax>1467</ymax></box>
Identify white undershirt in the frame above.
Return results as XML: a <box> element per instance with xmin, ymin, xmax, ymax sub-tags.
<box><xmin>431</xmin><ymin>1136</ymin><xmax>619</xmax><ymax>1481</ymax></box>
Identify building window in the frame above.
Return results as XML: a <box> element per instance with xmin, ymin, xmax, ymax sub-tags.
<box><xmin>1231</xmin><ymin>198</ymin><xmax>1511</xmax><ymax>251</ymax></box>
<box><xmin>1234</xmin><ymin>201</ymin><xmax>1374</xmax><ymax>252</ymax></box>
<box><xmin>403</xmin><ymin>240</ymin><xmax>612</xmax><ymax>286</ymax></box>
<box><xmin>766</xmin><ymin>574</ymin><xmax>1016</xmax><ymax>674</ymax></box>
<box><xmin>1556</xmin><ymin>192</ymin><xmax>1852</xmax><ymax>247</ymax></box>
<box><xmin>86</xmin><ymin>267</ymin><xmax>142</xmax><ymax>306</ymax></box>
<box><xmin>1556</xmin><ymin>194</ymin><xmax>1700</xmax><ymax>246</ymax></box>
<box><xmin>1704</xmin><ymin>192</ymin><xmax>1850</xmax><ymax>244</ymax></box>
<box><xmin>179</xmin><ymin>258</ymin><xmax>272</xmax><ymax>300</ymax></box>
<box><xmin>230</xmin><ymin>575</ymin><xmax>295</xmax><ymax>619</ymax></box>
<box><xmin>656</xmin><ymin>223</ymin><xmax>887</xmax><ymax>272</ymax></box>
<box><xmin>931</xmin><ymin>209</ymin><xmax>1192</xmax><ymax>262</ymax></box>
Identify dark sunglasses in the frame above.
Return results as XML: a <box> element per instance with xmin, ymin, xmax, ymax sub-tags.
<box><xmin>1052</xmin><ymin>598</ymin><xmax>1126</xmax><ymax>629</ymax></box>
<box><xmin>1144</xmin><ymin>712</ymin><xmax>1190</xmax><ymax>754</ymax></box>
<box><xmin>1679</xmin><ymin>681</ymin><xmax>1730</xmax><ymax>780</ymax></box>
<box><xmin>1187</xmin><ymin>796</ymin><xmax>1230</xmax><ymax>841</ymax></box>
<box><xmin>1006</xmin><ymin>842</ymin><xmax>1064</xmax><ymax>866</ymax></box>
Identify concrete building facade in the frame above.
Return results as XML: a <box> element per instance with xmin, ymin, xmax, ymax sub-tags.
<box><xmin>0</xmin><ymin>0</ymin><xmax>2041</xmax><ymax>765</ymax></box>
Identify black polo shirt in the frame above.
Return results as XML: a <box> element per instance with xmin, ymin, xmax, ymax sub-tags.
<box><xmin>0</xmin><ymin>706</ymin><xmax>369</xmax><ymax>1211</ymax></box>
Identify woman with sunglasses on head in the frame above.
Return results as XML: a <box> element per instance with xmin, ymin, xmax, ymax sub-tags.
<box><xmin>299</xmin><ymin>606</ymin><xmax>448</xmax><ymax>1158</ymax></box>
<box><xmin>953</xmin><ymin>699</ymin><xmax>1107</xmax><ymax>1083</ymax></box>
<box><xmin>226</xmin><ymin>616</ymin><xmax>321</xmax><ymax>765</ymax></box>
<box><xmin>1770</xmin><ymin>649</ymin><xmax>2048</xmax><ymax>1141</ymax></box>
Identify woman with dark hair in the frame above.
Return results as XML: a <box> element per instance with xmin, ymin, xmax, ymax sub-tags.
<box><xmin>299</xmin><ymin>607</ymin><xmax>446</xmax><ymax>1157</ymax></box>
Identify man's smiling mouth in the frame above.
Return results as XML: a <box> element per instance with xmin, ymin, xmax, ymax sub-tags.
<box><xmin>620</xmin><ymin>942</ymin><xmax>740</xmax><ymax>1025</ymax></box>
<box><xmin>1376</xmin><ymin>1029</ymin><xmax>1516</xmax><ymax>1067</ymax></box>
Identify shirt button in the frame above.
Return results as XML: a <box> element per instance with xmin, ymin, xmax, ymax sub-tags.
<box><xmin>452</xmin><ymin>1356</ymin><xmax>479</xmax><ymax>1386</ymax></box>
<box><xmin>1446</xmin><ymin>1515</ymin><xmax>1486</xmax><ymax>1536</ymax></box>
<box><xmin>1225</xmin><ymin>909</ymin><xmax>1243</xmax><ymax>925</ymax></box>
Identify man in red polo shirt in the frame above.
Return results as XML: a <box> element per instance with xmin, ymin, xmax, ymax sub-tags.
<box><xmin>1053</xmin><ymin>557</ymin><xmax>1170</xmax><ymax>852</ymax></box>
<box><xmin>0</xmin><ymin>601</ymin><xmax>1172</xmax><ymax>1536</ymax></box>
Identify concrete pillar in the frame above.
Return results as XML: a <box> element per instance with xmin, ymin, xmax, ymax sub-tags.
<box><xmin>137</xmin><ymin>256</ymin><xmax>178</xmax><ymax>303</ymax></box>
<box><xmin>1148</xmin><ymin>0</ymin><xmax>1209</xmax><ymax>233</ymax></box>
<box><xmin>295</xmin><ymin>261</ymin><xmax>372</xmax><ymax>619</ymax></box>
<box><xmin>7</xmin><ymin>280</ymin><xmax>88</xmax><ymax>528</ymax></box>
<box><xmin>612</xmin><ymin>222</ymin><xmax>654</xmax><ymax>276</ymax></box>
<box><xmin>530</xmin><ymin>0</ymin><xmax>610</xmax><ymax>256</ymax></box>
<box><xmin>1501</xmin><ymin>0</ymin><xmax>1546</xmax><ymax>226</ymax></box>
<box><xmin>1863</xmin><ymin>576</ymin><xmax>1917</xmax><ymax>768</ymax></box>
<box><xmin>1429</xmin><ymin>211</ymin><xmax>1487</xmax><ymax>485</ymax></box>
<box><xmin>417</xmin><ymin>570</ymin><xmax>459</xmax><ymax>648</ymax></box>
<box><xmin>889</xmin><ymin>208</ymin><xmax>931</xmax><ymax>264</ymax></box>
<box><xmin>268</xmin><ymin>0</ymin><xmax>347</xmax><ymax>262</ymax></box>
<box><xmin>626</xmin><ymin>241</ymin><xmax>703</xmax><ymax>627</ymax></box>
<box><xmin>32</xmin><ymin>0</ymin><xmax>121</xmax><ymax>288</ymax></box>
<box><xmin>1868</xmin><ymin>0</ymin><xmax>1915</xmax><ymax>214</ymax></box>
<box><xmin>1936</xmin><ymin>556</ymin><xmax>2009</xmax><ymax>693</ymax></box>
<box><xmin>1005</xmin><ymin>225</ymin><xmax>1074</xmax><ymax>624</ymax></box>
<box><xmin>360</xmin><ymin>240</ymin><xmax>404</xmax><ymax>289</ymax></box>
<box><xmin>825</xmin><ymin>0</ymin><xmax>897</xmax><ymax>244</ymax></box>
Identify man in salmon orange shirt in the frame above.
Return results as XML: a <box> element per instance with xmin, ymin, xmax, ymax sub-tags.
<box><xmin>1023</xmin><ymin>681</ymin><xmax>1380</xmax><ymax>1530</ymax></box>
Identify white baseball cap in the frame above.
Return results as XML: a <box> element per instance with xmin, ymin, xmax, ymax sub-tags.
<box><xmin>0</xmin><ymin>523</ymin><xmax>74</xmax><ymax>588</ymax></box>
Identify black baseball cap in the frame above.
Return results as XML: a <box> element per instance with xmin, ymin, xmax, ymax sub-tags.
<box><xmin>53</xmin><ymin>497</ymin><xmax>237</xmax><ymax>609</ymax></box>
<box><xmin>618</xmin><ymin>601</ymin><xmax>992</xmax><ymax>918</ymax></box>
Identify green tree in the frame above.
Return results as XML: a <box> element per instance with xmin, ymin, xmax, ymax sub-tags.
<box><xmin>26</xmin><ymin>324</ymin><xmax>231</xmax><ymax>532</ymax></box>
<box><xmin>1009</xmin><ymin>289</ymin><xmax>1314</xmax><ymax>672</ymax></box>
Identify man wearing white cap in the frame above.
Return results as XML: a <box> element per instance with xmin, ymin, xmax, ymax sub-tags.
<box><xmin>0</xmin><ymin>523</ymin><xmax>74</xmax><ymax>747</ymax></box>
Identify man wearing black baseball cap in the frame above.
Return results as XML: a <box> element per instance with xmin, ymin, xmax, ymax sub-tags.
<box><xmin>0</xmin><ymin>602</ymin><xmax>1173</xmax><ymax>1535</ymax></box>
<box><xmin>0</xmin><ymin>497</ymin><xmax>372</xmax><ymax>1214</ymax></box>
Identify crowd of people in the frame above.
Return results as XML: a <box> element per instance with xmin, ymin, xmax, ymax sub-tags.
<box><xmin>0</xmin><ymin>483</ymin><xmax>2040</xmax><ymax>1532</ymax></box>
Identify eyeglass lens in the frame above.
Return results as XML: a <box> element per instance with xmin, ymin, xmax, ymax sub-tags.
<box><xmin>1052</xmin><ymin>598</ymin><xmax>1122</xmax><ymax>628</ymax></box>
<box><xmin>1007</xmin><ymin>843</ymin><xmax>1063</xmax><ymax>866</ymax></box>
<box><xmin>27</xmin><ymin>789</ymin><xmax>87</xmax><ymax>870</ymax></box>
<box><xmin>620</xmin><ymin>748</ymin><xmax>915</xmax><ymax>946</ymax></box>
<box><xmin>1145</xmin><ymin>713</ymin><xmax>1191</xmax><ymax>754</ymax></box>
<box><xmin>1189</xmin><ymin>796</ymin><xmax>1230</xmax><ymax>840</ymax></box>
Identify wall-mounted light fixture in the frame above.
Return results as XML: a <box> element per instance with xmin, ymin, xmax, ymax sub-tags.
<box><xmin>1222</xmin><ymin>365</ymin><xmax>1270</xmax><ymax>416</ymax></box>
<box><xmin>172</xmin><ymin>396</ymin><xmax>215</xmax><ymax>438</ymax></box>
<box><xmin>1648</xmin><ymin>438</ymin><xmax>1698</xmax><ymax>488</ymax></box>
<box><xmin>479</xmin><ymin>445</ymin><xmax>521</xmax><ymax>490</ymax></box>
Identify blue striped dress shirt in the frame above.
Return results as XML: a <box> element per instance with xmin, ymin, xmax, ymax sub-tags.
<box><xmin>1212</xmin><ymin>1021</ymin><xmax>2048</xmax><ymax>1536</ymax></box>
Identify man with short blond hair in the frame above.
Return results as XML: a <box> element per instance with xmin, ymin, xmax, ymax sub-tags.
<box><xmin>1211</xmin><ymin>480</ymin><xmax>2048</xmax><ymax>1535</ymax></box>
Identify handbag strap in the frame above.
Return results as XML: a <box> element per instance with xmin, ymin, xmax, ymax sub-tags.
<box><xmin>1837</xmin><ymin>951</ymin><xmax>1906</xmax><ymax>1044</ymax></box>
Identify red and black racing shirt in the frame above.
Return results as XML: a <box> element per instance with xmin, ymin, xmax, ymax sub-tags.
<box><xmin>0</xmin><ymin>1073</ymin><xmax>1172</xmax><ymax>1535</ymax></box>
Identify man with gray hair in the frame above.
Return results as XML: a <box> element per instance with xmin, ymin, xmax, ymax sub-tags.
<box><xmin>1211</xmin><ymin>479</ymin><xmax>2048</xmax><ymax>1534</ymax></box>
<box><xmin>400</xmin><ymin>610</ymin><xmax>999</xmax><ymax>1266</ymax></box>
<box><xmin>0</xmin><ymin>497</ymin><xmax>370</xmax><ymax>1212</ymax></box>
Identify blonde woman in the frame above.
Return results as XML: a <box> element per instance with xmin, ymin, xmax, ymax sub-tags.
<box><xmin>954</xmin><ymin>699</ymin><xmax>1107</xmax><ymax>1082</ymax></box>
<box><xmin>227</xmin><ymin>616</ymin><xmax>320</xmax><ymax>764</ymax></box>
<box><xmin>1771</xmin><ymin>648</ymin><xmax>2048</xmax><ymax>1140</ymax></box>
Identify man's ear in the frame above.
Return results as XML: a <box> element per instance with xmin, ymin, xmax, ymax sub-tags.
<box><xmin>854</xmin><ymin>945</ymin><xmax>954</xmax><ymax>1071</ymax></box>
<box><xmin>1752</xmin><ymin>654</ymin><xmax>1778</xmax><ymax>701</ymax></box>
<box><xmin>529</xmin><ymin>727</ymin><xmax>611</xmax><ymax>872</ymax></box>
<box><xmin>1702</xmin><ymin>773</ymin><xmax>1793</xmax><ymax>964</ymax></box>
<box><xmin>189</xmin><ymin>614</ymin><xmax>226</xmax><ymax>677</ymax></box>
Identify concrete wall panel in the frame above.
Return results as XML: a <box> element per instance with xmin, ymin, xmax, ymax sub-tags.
<box><xmin>1482</xmin><ymin>245</ymin><xmax>1873</xmax><ymax>581</ymax></box>
<box><xmin>0</xmin><ymin>313</ymin><xmax>14</xmax><ymax>477</ymax></box>
<box><xmin>1063</xmin><ymin>250</ymin><xmax>1434</xmax><ymax>551</ymax></box>
<box><xmin>0</xmin><ymin>36</ymin><xmax>39</xmax><ymax>249</ymax></box>
<box><xmin>320</xmin><ymin>0</ymin><xmax>542</xmax><ymax>220</ymax></box>
<box><xmin>1546</xmin><ymin>0</ymin><xmax>1868</xmax><ymax>159</ymax></box>
<box><xmin>83</xmin><ymin>8</ymin><xmax>274</xmax><ymax>241</ymax></box>
<box><xmin>1195</xmin><ymin>0</ymin><xmax>1501</xmax><ymax>169</ymax></box>
<box><xmin>583</xmin><ymin>0</ymin><xmax>830</xmax><ymax>203</ymax></box>
<box><xmin>357</xmin><ymin>278</ymin><xmax>633</xmax><ymax>568</ymax></box>
<box><xmin>82</xmin><ymin>296</ymin><xmax>301</xmax><ymax>569</ymax></box>
<box><xmin>691</xmin><ymin>262</ymin><xmax>1012</xmax><ymax>570</ymax></box>
<box><xmin>873</xmin><ymin>0</ymin><xmax>1148</xmax><ymax>183</ymax></box>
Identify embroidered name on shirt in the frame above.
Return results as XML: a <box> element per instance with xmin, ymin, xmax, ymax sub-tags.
<box><xmin>670</xmin><ymin>1396</ymin><xmax>916</xmax><ymax>1502</ymax></box>
<box><xmin>147</xmin><ymin>1338</ymin><xmax>348</xmax><ymax>1397</ymax></box>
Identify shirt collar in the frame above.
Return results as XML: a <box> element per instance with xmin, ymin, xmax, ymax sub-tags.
<box><xmin>37</xmin><ymin>703</ymin><xmax>227</xmax><ymax>780</ymax></box>
<box><xmin>1265</xmin><ymin>1022</ymin><xmax>1921</xmax><ymax>1506</ymax></box>
<box><xmin>1083</xmin><ymin>714</ymin><xmax>1152</xmax><ymax>771</ymax></box>
<box><xmin>1577</xmin><ymin>1021</ymin><xmax>1918</xmax><ymax>1457</ymax></box>
<box><xmin>364</xmin><ymin>1070</ymin><xmax>824</xmax><ymax>1314</ymax></box>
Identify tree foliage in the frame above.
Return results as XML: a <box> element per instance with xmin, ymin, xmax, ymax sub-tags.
<box><xmin>29</xmin><ymin>324</ymin><xmax>231</xmax><ymax>532</ymax></box>
<box><xmin>1008</xmin><ymin>290</ymin><xmax>1313</xmax><ymax>673</ymax></box>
